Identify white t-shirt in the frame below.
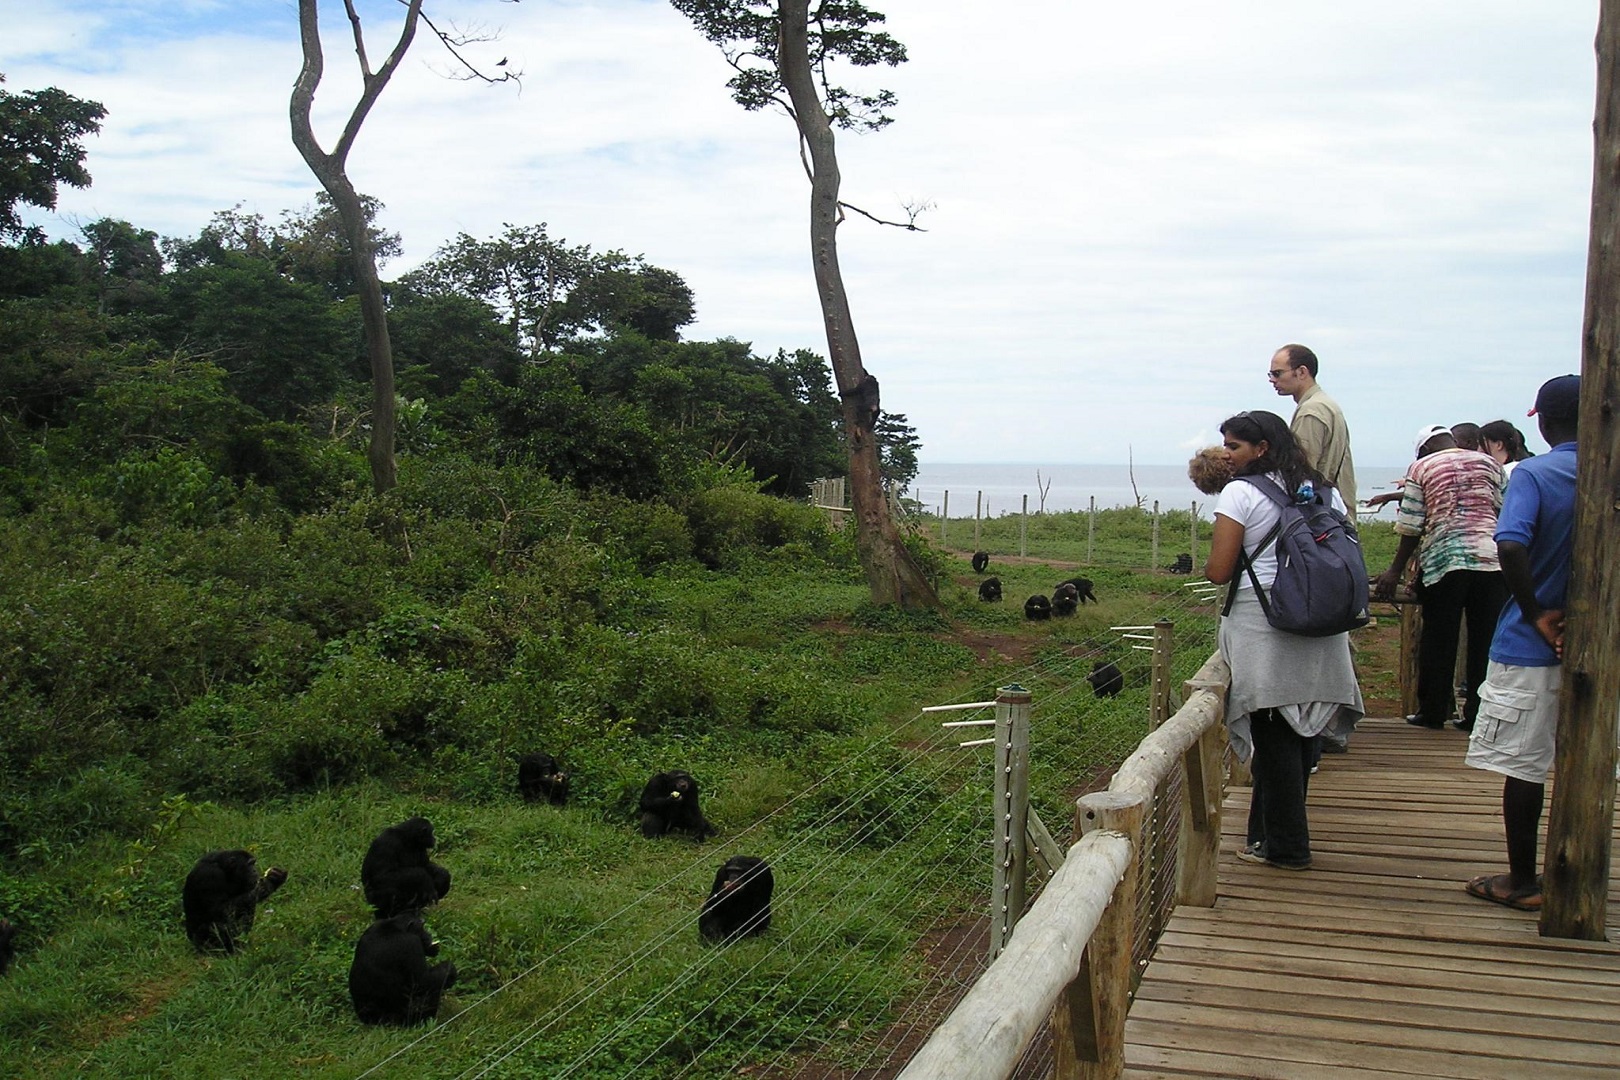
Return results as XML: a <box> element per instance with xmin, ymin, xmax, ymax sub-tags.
<box><xmin>1214</xmin><ymin>473</ymin><xmax>1349</xmax><ymax>592</ymax></box>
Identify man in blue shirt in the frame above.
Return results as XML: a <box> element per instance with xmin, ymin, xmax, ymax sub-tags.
<box><xmin>1462</xmin><ymin>375</ymin><xmax>1579</xmax><ymax>912</ymax></box>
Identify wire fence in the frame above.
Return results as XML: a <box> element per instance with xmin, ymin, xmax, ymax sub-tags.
<box><xmin>358</xmin><ymin>572</ymin><xmax>1224</xmax><ymax>1079</ymax></box>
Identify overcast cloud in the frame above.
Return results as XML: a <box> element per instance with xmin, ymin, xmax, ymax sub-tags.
<box><xmin>1</xmin><ymin>0</ymin><xmax>1601</xmax><ymax>466</ymax></box>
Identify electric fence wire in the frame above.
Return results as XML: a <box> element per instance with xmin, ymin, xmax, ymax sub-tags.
<box><xmin>360</xmin><ymin>583</ymin><xmax>1221</xmax><ymax>1078</ymax></box>
<box><xmin>488</xmin><ymin>716</ymin><xmax>990</xmax><ymax>1078</ymax></box>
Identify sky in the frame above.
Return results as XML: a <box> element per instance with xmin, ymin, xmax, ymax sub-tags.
<box><xmin>0</xmin><ymin>0</ymin><xmax>1602</xmax><ymax>467</ymax></box>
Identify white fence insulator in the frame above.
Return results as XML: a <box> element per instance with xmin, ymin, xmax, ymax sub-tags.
<box><xmin>1121</xmin><ymin>633</ymin><xmax>1154</xmax><ymax>640</ymax></box>
<box><xmin>1109</xmin><ymin>624</ymin><xmax>1159</xmax><ymax>631</ymax></box>
<box><xmin>957</xmin><ymin>737</ymin><xmax>996</xmax><ymax>748</ymax></box>
<box><xmin>922</xmin><ymin>701</ymin><xmax>998</xmax><ymax>713</ymax></box>
<box><xmin>940</xmin><ymin>718</ymin><xmax>996</xmax><ymax>729</ymax></box>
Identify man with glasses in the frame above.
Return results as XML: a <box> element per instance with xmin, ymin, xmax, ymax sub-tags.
<box><xmin>1269</xmin><ymin>344</ymin><xmax>1357</xmax><ymax>519</ymax></box>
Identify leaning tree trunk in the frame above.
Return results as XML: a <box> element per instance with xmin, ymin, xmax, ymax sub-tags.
<box><xmin>777</xmin><ymin>0</ymin><xmax>938</xmax><ymax>609</ymax></box>
<box><xmin>1541</xmin><ymin>0</ymin><xmax>1620</xmax><ymax>940</ymax></box>
<box><xmin>290</xmin><ymin>0</ymin><xmax>419</xmax><ymax>494</ymax></box>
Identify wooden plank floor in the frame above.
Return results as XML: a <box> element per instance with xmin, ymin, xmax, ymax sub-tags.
<box><xmin>1122</xmin><ymin>717</ymin><xmax>1620</xmax><ymax>1079</ymax></box>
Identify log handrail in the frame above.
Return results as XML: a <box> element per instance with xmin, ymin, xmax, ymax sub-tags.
<box><xmin>899</xmin><ymin>648</ymin><xmax>1232</xmax><ymax>1080</ymax></box>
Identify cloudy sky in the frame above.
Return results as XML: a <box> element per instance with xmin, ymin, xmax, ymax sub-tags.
<box><xmin>1</xmin><ymin>0</ymin><xmax>1601</xmax><ymax>467</ymax></box>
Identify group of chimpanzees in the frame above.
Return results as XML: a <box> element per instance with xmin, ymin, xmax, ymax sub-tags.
<box><xmin>1024</xmin><ymin>577</ymin><xmax>1097</xmax><ymax>620</ymax></box>
<box><xmin>176</xmin><ymin>819</ymin><xmax>456</xmax><ymax>1027</ymax></box>
<box><xmin>15</xmin><ymin>754</ymin><xmax>766</xmax><ymax>1013</ymax></box>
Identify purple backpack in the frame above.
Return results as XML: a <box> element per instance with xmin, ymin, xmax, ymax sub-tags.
<box><xmin>1221</xmin><ymin>475</ymin><xmax>1370</xmax><ymax>637</ymax></box>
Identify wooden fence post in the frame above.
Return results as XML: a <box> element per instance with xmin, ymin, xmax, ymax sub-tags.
<box><xmin>1399</xmin><ymin>600</ymin><xmax>1422</xmax><ymax>720</ymax></box>
<box><xmin>1177</xmin><ymin>699</ymin><xmax>1223</xmax><ymax>908</ymax></box>
<box><xmin>1150</xmin><ymin>500</ymin><xmax>1160</xmax><ymax>571</ymax></box>
<box><xmin>1020</xmin><ymin>494</ymin><xmax>1029</xmax><ymax>558</ymax></box>
<box><xmin>1087</xmin><ymin>496</ymin><xmax>1096</xmax><ymax>565</ymax></box>
<box><xmin>1149</xmin><ymin>621</ymin><xmax>1174</xmax><ymax>731</ymax></box>
<box><xmin>941</xmin><ymin>490</ymin><xmax>949</xmax><ymax>545</ymax></box>
<box><xmin>1190</xmin><ymin>502</ymin><xmax>1199</xmax><ymax>567</ymax></box>
<box><xmin>975</xmin><ymin>490</ymin><xmax>983</xmax><ymax>549</ymax></box>
<box><xmin>1053</xmin><ymin>790</ymin><xmax>1145</xmax><ymax>1080</ymax></box>
<box><xmin>991</xmin><ymin>683</ymin><xmax>1032</xmax><ymax>959</ymax></box>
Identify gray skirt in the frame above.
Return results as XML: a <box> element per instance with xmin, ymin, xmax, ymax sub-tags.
<box><xmin>1219</xmin><ymin>588</ymin><xmax>1364</xmax><ymax>763</ymax></box>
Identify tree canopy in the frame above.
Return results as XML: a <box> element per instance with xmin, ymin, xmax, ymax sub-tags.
<box><xmin>0</xmin><ymin>74</ymin><xmax>106</xmax><ymax>241</ymax></box>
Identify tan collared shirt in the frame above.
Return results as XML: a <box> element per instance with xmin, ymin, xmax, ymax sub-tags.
<box><xmin>1291</xmin><ymin>383</ymin><xmax>1357</xmax><ymax>518</ymax></box>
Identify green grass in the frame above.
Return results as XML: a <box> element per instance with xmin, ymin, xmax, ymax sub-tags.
<box><xmin>0</xmin><ymin>519</ymin><xmax>1231</xmax><ymax>1078</ymax></box>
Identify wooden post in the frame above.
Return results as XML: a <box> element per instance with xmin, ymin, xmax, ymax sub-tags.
<box><xmin>941</xmin><ymin>490</ymin><xmax>949</xmax><ymax>546</ymax></box>
<box><xmin>1087</xmin><ymin>496</ymin><xmax>1096</xmax><ymax>565</ymax></box>
<box><xmin>991</xmin><ymin>683</ymin><xmax>1032</xmax><ymax>958</ymax></box>
<box><xmin>1399</xmin><ymin>599</ymin><xmax>1422</xmax><ymax>720</ymax></box>
<box><xmin>1054</xmin><ymin>790</ymin><xmax>1146</xmax><ymax>1080</ymax></box>
<box><xmin>1149</xmin><ymin>620</ymin><xmax>1174</xmax><ymax>731</ymax></box>
<box><xmin>1177</xmin><ymin>697</ymin><xmax>1224</xmax><ymax>908</ymax></box>
<box><xmin>1150</xmin><ymin>499</ymin><xmax>1160</xmax><ymax>572</ymax></box>
<box><xmin>1544</xmin><ymin>0</ymin><xmax>1620</xmax><ymax>940</ymax></box>
<box><xmin>1020</xmin><ymin>494</ymin><xmax>1029</xmax><ymax>558</ymax></box>
<box><xmin>1147</xmin><ymin>619</ymin><xmax>1175</xmax><ymax>939</ymax></box>
<box><xmin>1190</xmin><ymin>502</ymin><xmax>1199</xmax><ymax>567</ymax></box>
<box><xmin>975</xmin><ymin>490</ymin><xmax>982</xmax><ymax>549</ymax></box>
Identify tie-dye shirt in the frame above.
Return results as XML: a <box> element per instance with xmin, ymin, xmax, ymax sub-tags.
<box><xmin>1393</xmin><ymin>448</ymin><xmax>1507</xmax><ymax>585</ymax></box>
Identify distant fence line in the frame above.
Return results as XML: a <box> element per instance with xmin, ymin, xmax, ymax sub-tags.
<box><xmin>933</xmin><ymin>490</ymin><xmax>1204</xmax><ymax>569</ymax></box>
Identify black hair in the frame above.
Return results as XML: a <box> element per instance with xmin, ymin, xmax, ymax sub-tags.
<box><xmin>1450</xmin><ymin>422</ymin><xmax>1482</xmax><ymax>451</ymax></box>
<box><xmin>1479</xmin><ymin>420</ymin><xmax>1534</xmax><ymax>462</ymax></box>
<box><xmin>1220</xmin><ymin>410</ymin><xmax>1327</xmax><ymax>498</ymax></box>
<box><xmin>1277</xmin><ymin>343</ymin><xmax>1319</xmax><ymax>378</ymax></box>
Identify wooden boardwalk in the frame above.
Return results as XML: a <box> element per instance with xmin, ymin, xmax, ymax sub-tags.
<box><xmin>1122</xmin><ymin>717</ymin><xmax>1620</xmax><ymax>1079</ymax></box>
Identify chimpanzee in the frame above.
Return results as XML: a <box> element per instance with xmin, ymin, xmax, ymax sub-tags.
<box><xmin>517</xmin><ymin>752</ymin><xmax>570</xmax><ymax>806</ymax></box>
<box><xmin>182</xmin><ymin>849</ymin><xmax>289</xmax><ymax>953</ymax></box>
<box><xmin>978</xmin><ymin>577</ymin><xmax>1002</xmax><ymax>602</ymax></box>
<box><xmin>1087</xmin><ymin>660</ymin><xmax>1125</xmax><ymax>698</ymax></box>
<box><xmin>361</xmin><ymin>817</ymin><xmax>452</xmax><ymax>918</ymax></box>
<box><xmin>1051</xmin><ymin>582</ymin><xmax>1080</xmax><ymax>617</ymax></box>
<box><xmin>1167</xmin><ymin>553</ymin><xmax>1194</xmax><ymax>574</ymax></box>
<box><xmin>1024</xmin><ymin>594</ymin><xmax>1052</xmax><ymax>621</ymax></box>
<box><xmin>1058</xmin><ymin>576</ymin><xmax>1098</xmax><ymax>604</ymax></box>
<box><xmin>971</xmin><ymin>551</ymin><xmax>990</xmax><ymax>573</ymax></box>
<box><xmin>638</xmin><ymin>770</ymin><xmax>715</xmax><ymax>840</ymax></box>
<box><xmin>0</xmin><ymin>917</ymin><xmax>16</xmax><ymax>976</ymax></box>
<box><xmin>699</xmin><ymin>856</ymin><xmax>774</xmax><ymax>943</ymax></box>
<box><xmin>348</xmin><ymin>912</ymin><xmax>457</xmax><ymax>1026</ymax></box>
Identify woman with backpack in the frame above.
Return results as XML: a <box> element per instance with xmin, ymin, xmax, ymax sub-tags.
<box><xmin>1205</xmin><ymin>410</ymin><xmax>1365</xmax><ymax>871</ymax></box>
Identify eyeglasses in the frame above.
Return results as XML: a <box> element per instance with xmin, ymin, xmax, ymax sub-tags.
<box><xmin>1266</xmin><ymin>368</ymin><xmax>1291</xmax><ymax>380</ymax></box>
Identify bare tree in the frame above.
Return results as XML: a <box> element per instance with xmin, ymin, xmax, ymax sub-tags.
<box><xmin>1035</xmin><ymin>469</ymin><xmax>1052</xmax><ymax>514</ymax></box>
<box><xmin>290</xmin><ymin>0</ymin><xmax>513</xmax><ymax>493</ymax></box>
<box><xmin>672</xmin><ymin>0</ymin><xmax>938</xmax><ymax>609</ymax></box>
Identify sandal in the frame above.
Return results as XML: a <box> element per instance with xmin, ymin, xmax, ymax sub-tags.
<box><xmin>1465</xmin><ymin>873</ymin><xmax>1542</xmax><ymax>911</ymax></box>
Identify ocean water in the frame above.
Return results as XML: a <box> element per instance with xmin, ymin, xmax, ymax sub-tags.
<box><xmin>910</xmin><ymin>462</ymin><xmax>1409</xmax><ymax>518</ymax></box>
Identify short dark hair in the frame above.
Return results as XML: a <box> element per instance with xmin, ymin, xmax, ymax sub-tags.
<box><xmin>1277</xmin><ymin>344</ymin><xmax>1319</xmax><ymax>377</ymax></box>
<box><xmin>1450</xmin><ymin>422</ymin><xmax>1482</xmax><ymax>451</ymax></box>
<box><xmin>1479</xmin><ymin>419</ymin><xmax>1534</xmax><ymax>462</ymax></box>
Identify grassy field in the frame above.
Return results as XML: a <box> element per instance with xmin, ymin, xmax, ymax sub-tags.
<box><xmin>0</xmin><ymin>512</ymin><xmax>1400</xmax><ymax>1078</ymax></box>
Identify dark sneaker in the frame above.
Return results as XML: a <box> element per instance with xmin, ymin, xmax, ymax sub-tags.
<box><xmin>1236</xmin><ymin>842</ymin><xmax>1266</xmax><ymax>864</ymax></box>
<box><xmin>1320</xmin><ymin>738</ymin><xmax>1349</xmax><ymax>754</ymax></box>
<box><xmin>1406</xmin><ymin>714</ymin><xmax>1444</xmax><ymax>729</ymax></box>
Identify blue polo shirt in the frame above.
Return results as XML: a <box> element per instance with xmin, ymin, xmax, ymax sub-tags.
<box><xmin>1489</xmin><ymin>443</ymin><xmax>1576</xmax><ymax>667</ymax></box>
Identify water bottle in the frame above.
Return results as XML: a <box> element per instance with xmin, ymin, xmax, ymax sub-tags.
<box><xmin>1296</xmin><ymin>480</ymin><xmax>1314</xmax><ymax>504</ymax></box>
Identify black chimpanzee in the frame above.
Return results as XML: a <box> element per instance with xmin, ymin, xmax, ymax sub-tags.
<box><xmin>1024</xmin><ymin>594</ymin><xmax>1052</xmax><ymax>620</ymax></box>
<box><xmin>1087</xmin><ymin>660</ymin><xmax>1125</xmax><ymax>698</ymax></box>
<box><xmin>1051</xmin><ymin>582</ymin><xmax>1080</xmax><ymax>617</ymax></box>
<box><xmin>182</xmin><ymin>850</ymin><xmax>289</xmax><ymax>953</ymax></box>
<box><xmin>978</xmin><ymin>577</ymin><xmax>1002</xmax><ymax>602</ymax></box>
<box><xmin>638</xmin><ymin>770</ymin><xmax>715</xmax><ymax>840</ymax></box>
<box><xmin>1167</xmin><ymin>553</ymin><xmax>1194</xmax><ymax>574</ymax></box>
<box><xmin>361</xmin><ymin>817</ymin><xmax>452</xmax><ymax>918</ymax></box>
<box><xmin>699</xmin><ymin>856</ymin><xmax>774</xmax><ymax>943</ymax></box>
<box><xmin>0</xmin><ymin>917</ymin><xmax>16</xmax><ymax>976</ymax></box>
<box><xmin>1058</xmin><ymin>576</ymin><xmax>1098</xmax><ymax>604</ymax></box>
<box><xmin>348</xmin><ymin>912</ymin><xmax>457</xmax><ymax>1026</ymax></box>
<box><xmin>971</xmin><ymin>551</ymin><xmax>990</xmax><ymax>573</ymax></box>
<box><xmin>517</xmin><ymin>752</ymin><xmax>570</xmax><ymax>805</ymax></box>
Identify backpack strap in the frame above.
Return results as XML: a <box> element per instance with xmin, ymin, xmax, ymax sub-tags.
<box><xmin>1219</xmin><ymin>475</ymin><xmax>1289</xmax><ymax>620</ymax></box>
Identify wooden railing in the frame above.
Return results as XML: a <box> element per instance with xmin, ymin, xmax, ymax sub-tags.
<box><xmin>898</xmin><ymin>649</ymin><xmax>1231</xmax><ymax>1080</ymax></box>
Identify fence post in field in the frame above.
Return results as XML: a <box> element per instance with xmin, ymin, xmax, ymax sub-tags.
<box><xmin>1150</xmin><ymin>500</ymin><xmax>1160</xmax><ymax>572</ymax></box>
<box><xmin>1052</xmin><ymin>790</ymin><xmax>1146</xmax><ymax>1079</ymax></box>
<box><xmin>991</xmin><ymin>683</ymin><xmax>1033</xmax><ymax>959</ymax></box>
<box><xmin>1190</xmin><ymin>502</ymin><xmax>1198</xmax><ymax>567</ymax></box>
<box><xmin>941</xmin><ymin>490</ymin><xmax>949</xmax><ymax>545</ymax></box>
<box><xmin>975</xmin><ymin>490</ymin><xmax>983</xmax><ymax>549</ymax></box>
<box><xmin>1020</xmin><ymin>494</ymin><xmax>1029</xmax><ymax>558</ymax></box>
<box><xmin>1087</xmin><ymin>496</ymin><xmax>1096</xmax><ymax>565</ymax></box>
<box><xmin>1150</xmin><ymin>620</ymin><xmax>1174</xmax><ymax>730</ymax></box>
